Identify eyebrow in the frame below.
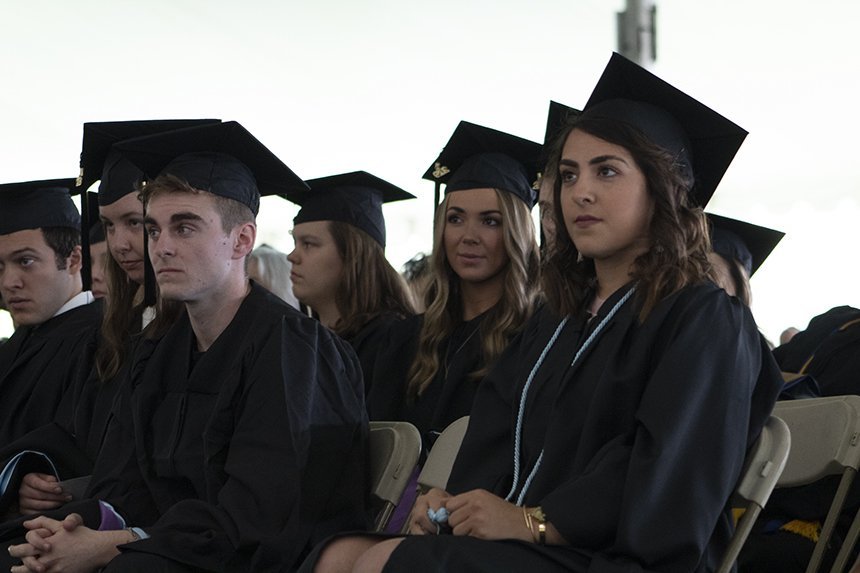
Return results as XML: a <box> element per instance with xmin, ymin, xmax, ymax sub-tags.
<box><xmin>559</xmin><ymin>154</ymin><xmax>632</xmax><ymax>168</ymax></box>
<box><xmin>9</xmin><ymin>248</ymin><xmax>40</xmax><ymax>258</ymax></box>
<box><xmin>144</xmin><ymin>212</ymin><xmax>205</xmax><ymax>227</ymax></box>
<box><xmin>446</xmin><ymin>206</ymin><xmax>502</xmax><ymax>216</ymax></box>
<box><xmin>101</xmin><ymin>210</ymin><xmax>141</xmax><ymax>224</ymax></box>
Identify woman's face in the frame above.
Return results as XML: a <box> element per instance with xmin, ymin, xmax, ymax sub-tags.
<box><xmin>287</xmin><ymin>221</ymin><xmax>344</xmax><ymax>308</ymax></box>
<box><xmin>443</xmin><ymin>188</ymin><xmax>509</xmax><ymax>286</ymax></box>
<box><xmin>90</xmin><ymin>240</ymin><xmax>109</xmax><ymax>299</ymax></box>
<box><xmin>99</xmin><ymin>192</ymin><xmax>146</xmax><ymax>284</ymax></box>
<box><xmin>559</xmin><ymin>129</ymin><xmax>653</xmax><ymax>268</ymax></box>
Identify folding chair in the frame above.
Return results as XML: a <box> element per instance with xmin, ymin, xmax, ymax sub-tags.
<box><xmin>717</xmin><ymin>415</ymin><xmax>791</xmax><ymax>573</ymax></box>
<box><xmin>417</xmin><ymin>415</ymin><xmax>470</xmax><ymax>493</ymax></box>
<box><xmin>368</xmin><ymin>421</ymin><xmax>422</xmax><ymax>531</ymax></box>
<box><xmin>771</xmin><ymin>395</ymin><xmax>860</xmax><ymax>573</ymax></box>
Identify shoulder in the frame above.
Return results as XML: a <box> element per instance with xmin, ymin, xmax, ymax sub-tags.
<box><xmin>37</xmin><ymin>299</ymin><xmax>102</xmax><ymax>338</ymax></box>
<box><xmin>638</xmin><ymin>283</ymin><xmax>762</xmax><ymax>356</ymax></box>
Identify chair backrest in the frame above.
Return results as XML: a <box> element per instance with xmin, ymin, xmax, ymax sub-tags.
<box><xmin>417</xmin><ymin>416</ymin><xmax>470</xmax><ymax>493</ymax></box>
<box><xmin>368</xmin><ymin>421</ymin><xmax>422</xmax><ymax>531</ymax></box>
<box><xmin>717</xmin><ymin>415</ymin><xmax>791</xmax><ymax>573</ymax></box>
<box><xmin>772</xmin><ymin>396</ymin><xmax>860</xmax><ymax>573</ymax></box>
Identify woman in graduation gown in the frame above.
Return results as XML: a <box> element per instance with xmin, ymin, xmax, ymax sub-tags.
<box><xmin>367</xmin><ymin>121</ymin><xmax>541</xmax><ymax>444</ymax></box>
<box><xmin>307</xmin><ymin>53</ymin><xmax>783</xmax><ymax>573</ymax></box>
<box><xmin>286</xmin><ymin>171</ymin><xmax>416</xmax><ymax>393</ymax></box>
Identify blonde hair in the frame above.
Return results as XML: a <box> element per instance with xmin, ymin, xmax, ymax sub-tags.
<box><xmin>407</xmin><ymin>189</ymin><xmax>539</xmax><ymax>399</ymax></box>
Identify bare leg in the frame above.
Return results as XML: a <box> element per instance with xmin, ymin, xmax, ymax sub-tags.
<box><xmin>353</xmin><ymin>538</ymin><xmax>405</xmax><ymax>573</ymax></box>
<box><xmin>315</xmin><ymin>536</ymin><xmax>386</xmax><ymax>573</ymax></box>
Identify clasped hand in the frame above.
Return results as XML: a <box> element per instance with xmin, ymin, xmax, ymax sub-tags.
<box><xmin>407</xmin><ymin>488</ymin><xmax>532</xmax><ymax>542</ymax></box>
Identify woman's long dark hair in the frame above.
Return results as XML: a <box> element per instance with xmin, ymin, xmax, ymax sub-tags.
<box><xmin>542</xmin><ymin>115</ymin><xmax>714</xmax><ymax>321</ymax></box>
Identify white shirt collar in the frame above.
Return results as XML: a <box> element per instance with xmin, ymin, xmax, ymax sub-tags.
<box><xmin>52</xmin><ymin>291</ymin><xmax>95</xmax><ymax>318</ymax></box>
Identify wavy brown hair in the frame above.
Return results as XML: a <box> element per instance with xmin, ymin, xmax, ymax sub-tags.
<box><xmin>328</xmin><ymin>221</ymin><xmax>416</xmax><ymax>339</ymax></box>
<box><xmin>95</xmin><ymin>191</ymin><xmax>184</xmax><ymax>382</ymax></box>
<box><xmin>542</xmin><ymin>115</ymin><xmax>713</xmax><ymax>321</ymax></box>
<box><xmin>407</xmin><ymin>189</ymin><xmax>540</xmax><ymax>399</ymax></box>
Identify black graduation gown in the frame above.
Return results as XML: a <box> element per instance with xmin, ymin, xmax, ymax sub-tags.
<box><xmin>385</xmin><ymin>283</ymin><xmax>783</xmax><ymax>573</ymax></box>
<box><xmin>345</xmin><ymin>311</ymin><xmax>409</xmax><ymax>398</ymax></box>
<box><xmin>0</xmin><ymin>300</ymin><xmax>101</xmax><ymax>446</ymax></box>
<box><xmin>85</xmin><ymin>283</ymin><xmax>368</xmax><ymax>572</ymax></box>
<box><xmin>367</xmin><ymin>312</ymin><xmax>486</xmax><ymax>444</ymax></box>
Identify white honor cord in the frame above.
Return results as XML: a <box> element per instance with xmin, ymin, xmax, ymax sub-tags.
<box><xmin>505</xmin><ymin>286</ymin><xmax>637</xmax><ymax>505</ymax></box>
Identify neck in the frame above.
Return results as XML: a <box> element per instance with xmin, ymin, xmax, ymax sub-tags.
<box><xmin>315</xmin><ymin>301</ymin><xmax>342</xmax><ymax>330</ymax></box>
<box><xmin>594</xmin><ymin>258</ymin><xmax>634</xmax><ymax>301</ymax></box>
<box><xmin>459</xmin><ymin>276</ymin><xmax>503</xmax><ymax>321</ymax></box>
<box><xmin>185</xmin><ymin>277</ymin><xmax>250</xmax><ymax>352</ymax></box>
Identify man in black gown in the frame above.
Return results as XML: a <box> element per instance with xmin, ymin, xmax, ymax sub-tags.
<box><xmin>0</xmin><ymin>180</ymin><xmax>100</xmax><ymax>447</ymax></box>
<box><xmin>7</xmin><ymin>123</ymin><xmax>368</xmax><ymax>572</ymax></box>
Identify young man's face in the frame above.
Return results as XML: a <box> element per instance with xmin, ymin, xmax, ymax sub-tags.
<box><xmin>145</xmin><ymin>192</ymin><xmax>247</xmax><ymax>303</ymax></box>
<box><xmin>0</xmin><ymin>229</ymin><xmax>81</xmax><ymax>327</ymax></box>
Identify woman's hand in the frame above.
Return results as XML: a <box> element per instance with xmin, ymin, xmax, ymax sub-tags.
<box><xmin>408</xmin><ymin>487</ymin><xmax>451</xmax><ymax>535</ymax></box>
<box><xmin>445</xmin><ymin>489</ymin><xmax>532</xmax><ymax>542</ymax></box>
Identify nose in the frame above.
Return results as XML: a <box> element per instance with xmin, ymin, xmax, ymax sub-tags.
<box><xmin>286</xmin><ymin>248</ymin><xmax>299</xmax><ymax>265</ymax></box>
<box><xmin>150</xmin><ymin>233</ymin><xmax>174</xmax><ymax>260</ymax></box>
<box><xmin>0</xmin><ymin>267</ymin><xmax>22</xmax><ymax>291</ymax></box>
<box><xmin>460</xmin><ymin>220</ymin><xmax>480</xmax><ymax>245</ymax></box>
<box><xmin>570</xmin><ymin>177</ymin><xmax>595</xmax><ymax>206</ymax></box>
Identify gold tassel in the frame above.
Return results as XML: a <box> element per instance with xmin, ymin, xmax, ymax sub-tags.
<box><xmin>780</xmin><ymin>519</ymin><xmax>821</xmax><ymax>542</ymax></box>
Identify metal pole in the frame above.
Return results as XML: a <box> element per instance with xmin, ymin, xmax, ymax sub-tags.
<box><xmin>617</xmin><ymin>0</ymin><xmax>657</xmax><ymax>68</ymax></box>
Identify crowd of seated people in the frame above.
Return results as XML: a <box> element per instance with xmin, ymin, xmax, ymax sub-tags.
<box><xmin>0</xmin><ymin>52</ymin><xmax>853</xmax><ymax>573</ymax></box>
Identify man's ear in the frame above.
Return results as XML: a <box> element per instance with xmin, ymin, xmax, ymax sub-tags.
<box><xmin>66</xmin><ymin>245</ymin><xmax>83</xmax><ymax>275</ymax></box>
<box><xmin>233</xmin><ymin>222</ymin><xmax>256</xmax><ymax>260</ymax></box>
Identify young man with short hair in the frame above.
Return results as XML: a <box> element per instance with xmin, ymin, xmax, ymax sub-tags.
<box><xmin>8</xmin><ymin>124</ymin><xmax>368</xmax><ymax>573</ymax></box>
<box><xmin>0</xmin><ymin>180</ymin><xmax>100</xmax><ymax>446</ymax></box>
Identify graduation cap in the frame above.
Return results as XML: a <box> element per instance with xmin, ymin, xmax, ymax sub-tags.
<box><xmin>544</xmin><ymin>101</ymin><xmax>581</xmax><ymax>148</ymax></box>
<box><xmin>707</xmin><ymin>213</ymin><xmax>784</xmax><ymax>276</ymax></box>
<box><xmin>78</xmin><ymin>119</ymin><xmax>222</xmax><ymax>206</ymax></box>
<box><xmin>581</xmin><ymin>52</ymin><xmax>748</xmax><ymax>207</ymax></box>
<box><xmin>0</xmin><ymin>179</ymin><xmax>79</xmax><ymax>236</ymax></box>
<box><xmin>422</xmin><ymin>121</ymin><xmax>542</xmax><ymax>209</ymax></box>
<box><xmin>115</xmin><ymin>121</ymin><xmax>308</xmax><ymax>215</ymax></box>
<box><xmin>293</xmin><ymin>171</ymin><xmax>414</xmax><ymax>248</ymax></box>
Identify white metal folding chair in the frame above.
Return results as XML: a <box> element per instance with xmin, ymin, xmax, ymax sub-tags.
<box><xmin>771</xmin><ymin>395</ymin><xmax>860</xmax><ymax>573</ymax></box>
<box><xmin>717</xmin><ymin>415</ymin><xmax>791</xmax><ymax>573</ymax></box>
<box><xmin>368</xmin><ymin>421</ymin><xmax>422</xmax><ymax>531</ymax></box>
<box><xmin>416</xmin><ymin>415</ymin><xmax>470</xmax><ymax>493</ymax></box>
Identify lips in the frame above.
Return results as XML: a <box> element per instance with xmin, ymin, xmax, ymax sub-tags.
<box><xmin>119</xmin><ymin>260</ymin><xmax>142</xmax><ymax>269</ymax></box>
<box><xmin>6</xmin><ymin>297</ymin><xmax>30</xmax><ymax>308</ymax></box>
<box><xmin>574</xmin><ymin>215</ymin><xmax>602</xmax><ymax>227</ymax></box>
<box><xmin>457</xmin><ymin>253</ymin><xmax>484</xmax><ymax>264</ymax></box>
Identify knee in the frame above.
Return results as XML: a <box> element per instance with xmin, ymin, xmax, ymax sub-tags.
<box><xmin>352</xmin><ymin>538</ymin><xmax>402</xmax><ymax>573</ymax></box>
<box><xmin>315</xmin><ymin>536</ymin><xmax>385</xmax><ymax>573</ymax></box>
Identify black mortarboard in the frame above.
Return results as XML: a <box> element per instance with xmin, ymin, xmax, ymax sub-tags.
<box><xmin>422</xmin><ymin>121</ymin><xmax>542</xmax><ymax>209</ymax></box>
<box><xmin>78</xmin><ymin>119</ymin><xmax>221</xmax><ymax>206</ymax></box>
<box><xmin>544</xmin><ymin>101</ymin><xmax>581</xmax><ymax>148</ymax></box>
<box><xmin>115</xmin><ymin>121</ymin><xmax>308</xmax><ymax>215</ymax></box>
<box><xmin>707</xmin><ymin>213</ymin><xmax>784</xmax><ymax>276</ymax></box>
<box><xmin>293</xmin><ymin>171</ymin><xmax>414</xmax><ymax>248</ymax></box>
<box><xmin>581</xmin><ymin>52</ymin><xmax>748</xmax><ymax>207</ymax></box>
<box><xmin>0</xmin><ymin>179</ymin><xmax>80</xmax><ymax>236</ymax></box>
